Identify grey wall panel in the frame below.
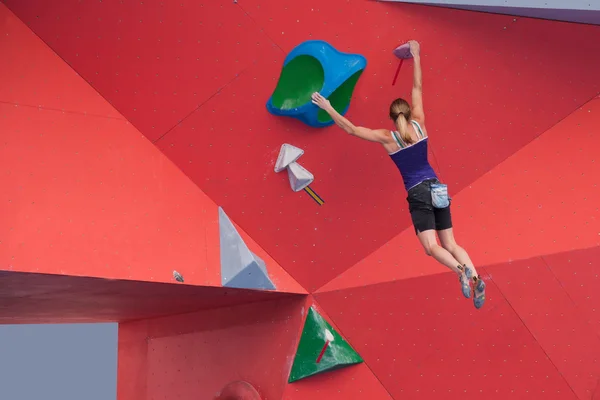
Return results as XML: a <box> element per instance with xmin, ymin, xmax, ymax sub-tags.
<box><xmin>442</xmin><ymin>4</ymin><xmax>600</xmax><ymax>25</ymax></box>
<box><xmin>381</xmin><ymin>0</ymin><xmax>600</xmax><ymax>25</ymax></box>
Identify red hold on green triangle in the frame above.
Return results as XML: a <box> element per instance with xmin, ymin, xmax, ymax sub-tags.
<box><xmin>288</xmin><ymin>306</ymin><xmax>363</xmax><ymax>383</ymax></box>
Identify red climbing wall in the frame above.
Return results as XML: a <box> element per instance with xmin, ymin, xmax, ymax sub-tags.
<box><xmin>0</xmin><ymin>0</ymin><xmax>304</xmax><ymax>338</ymax></box>
<box><xmin>486</xmin><ymin>250</ymin><xmax>600</xmax><ymax>400</ymax></box>
<box><xmin>282</xmin><ymin>299</ymin><xmax>393</xmax><ymax>400</ymax></box>
<box><xmin>0</xmin><ymin>270</ymin><xmax>296</xmax><ymax>324</ymax></box>
<box><xmin>3</xmin><ymin>0</ymin><xmax>600</xmax><ymax>399</ymax></box>
<box><xmin>0</xmin><ymin>1</ymin><xmax>219</xmax><ymax>284</ymax></box>
<box><xmin>317</xmin><ymin>94</ymin><xmax>600</xmax><ymax>399</ymax></box>
<box><xmin>316</xmin><ymin>245</ymin><xmax>600</xmax><ymax>399</ymax></box>
<box><xmin>117</xmin><ymin>296</ymin><xmax>307</xmax><ymax>400</ymax></box>
<box><xmin>314</xmin><ymin>97</ymin><xmax>600</xmax><ymax>398</ymax></box>
<box><xmin>5</xmin><ymin>0</ymin><xmax>600</xmax><ymax>292</ymax></box>
<box><xmin>320</xmin><ymin>97</ymin><xmax>600</xmax><ymax>291</ymax></box>
<box><xmin>546</xmin><ymin>246</ymin><xmax>600</xmax><ymax>339</ymax></box>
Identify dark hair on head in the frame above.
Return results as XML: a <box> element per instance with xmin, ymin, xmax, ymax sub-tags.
<box><xmin>389</xmin><ymin>98</ymin><xmax>414</xmax><ymax>144</ymax></box>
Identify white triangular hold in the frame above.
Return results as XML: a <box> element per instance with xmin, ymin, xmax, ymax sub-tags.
<box><xmin>287</xmin><ymin>162</ymin><xmax>314</xmax><ymax>192</ymax></box>
<box><xmin>275</xmin><ymin>143</ymin><xmax>304</xmax><ymax>173</ymax></box>
<box><xmin>218</xmin><ymin>207</ymin><xmax>276</xmax><ymax>290</ymax></box>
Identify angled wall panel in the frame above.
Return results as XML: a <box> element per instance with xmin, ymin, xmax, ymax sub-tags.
<box><xmin>383</xmin><ymin>1</ymin><xmax>600</xmax><ymax>24</ymax></box>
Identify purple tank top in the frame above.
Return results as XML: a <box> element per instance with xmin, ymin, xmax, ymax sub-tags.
<box><xmin>389</xmin><ymin>120</ymin><xmax>438</xmax><ymax>191</ymax></box>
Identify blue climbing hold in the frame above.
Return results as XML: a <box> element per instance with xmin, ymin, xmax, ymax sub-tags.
<box><xmin>266</xmin><ymin>40</ymin><xmax>367</xmax><ymax>128</ymax></box>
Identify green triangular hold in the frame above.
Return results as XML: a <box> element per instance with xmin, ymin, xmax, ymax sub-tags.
<box><xmin>288</xmin><ymin>306</ymin><xmax>363</xmax><ymax>383</ymax></box>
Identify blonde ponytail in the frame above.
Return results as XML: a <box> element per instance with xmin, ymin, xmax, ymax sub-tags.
<box><xmin>396</xmin><ymin>114</ymin><xmax>414</xmax><ymax>145</ymax></box>
<box><xmin>389</xmin><ymin>98</ymin><xmax>414</xmax><ymax>145</ymax></box>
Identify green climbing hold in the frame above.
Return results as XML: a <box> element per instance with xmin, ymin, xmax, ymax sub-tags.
<box><xmin>288</xmin><ymin>306</ymin><xmax>363</xmax><ymax>383</ymax></box>
<box><xmin>270</xmin><ymin>55</ymin><xmax>325</xmax><ymax>111</ymax></box>
<box><xmin>266</xmin><ymin>40</ymin><xmax>367</xmax><ymax>128</ymax></box>
<box><xmin>316</xmin><ymin>69</ymin><xmax>363</xmax><ymax>124</ymax></box>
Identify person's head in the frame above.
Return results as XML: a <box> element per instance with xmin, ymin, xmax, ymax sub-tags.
<box><xmin>389</xmin><ymin>98</ymin><xmax>414</xmax><ymax>144</ymax></box>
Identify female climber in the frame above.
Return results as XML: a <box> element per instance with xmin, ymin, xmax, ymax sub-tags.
<box><xmin>311</xmin><ymin>40</ymin><xmax>485</xmax><ymax>309</ymax></box>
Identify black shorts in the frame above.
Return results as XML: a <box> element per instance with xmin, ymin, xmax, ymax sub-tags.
<box><xmin>406</xmin><ymin>178</ymin><xmax>453</xmax><ymax>234</ymax></box>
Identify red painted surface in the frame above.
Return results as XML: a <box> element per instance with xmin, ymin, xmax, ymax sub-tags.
<box><xmin>486</xmin><ymin>253</ymin><xmax>600</xmax><ymax>400</ymax></box>
<box><xmin>0</xmin><ymin>4</ymin><xmax>222</xmax><ymax>285</ymax></box>
<box><xmin>315</xmin><ymin>272</ymin><xmax>580</xmax><ymax>399</ymax></box>
<box><xmin>5</xmin><ymin>0</ymin><xmax>600</xmax><ymax>292</ymax></box>
<box><xmin>0</xmin><ymin>3</ymin><xmax>303</xmax><ymax>294</ymax></box>
<box><xmin>280</xmin><ymin>299</ymin><xmax>395</xmax><ymax>399</ymax></box>
<box><xmin>320</xmin><ymin>97</ymin><xmax>600</xmax><ymax>292</ymax></box>
<box><xmin>215</xmin><ymin>381</ymin><xmax>262</xmax><ymax>400</ymax></box>
<box><xmin>0</xmin><ymin>3</ymin><xmax>120</xmax><ymax>118</ymax></box>
<box><xmin>283</xmin><ymin>363</ymin><xmax>393</xmax><ymax>400</ymax></box>
<box><xmin>545</xmin><ymin>246</ymin><xmax>600</xmax><ymax>339</ymax></box>
<box><xmin>0</xmin><ymin>270</ymin><xmax>297</xmax><ymax>324</ymax></box>
<box><xmin>0</xmin><ymin>101</ymin><xmax>218</xmax><ymax>285</ymax></box>
<box><xmin>2</xmin><ymin>1</ymin><xmax>600</xmax><ymax>399</ymax></box>
<box><xmin>117</xmin><ymin>297</ymin><xmax>306</xmax><ymax>400</ymax></box>
<box><xmin>2</xmin><ymin>1</ymin><xmax>270</xmax><ymax>142</ymax></box>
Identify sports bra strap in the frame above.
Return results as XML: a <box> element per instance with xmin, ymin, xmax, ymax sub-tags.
<box><xmin>411</xmin><ymin>120</ymin><xmax>426</xmax><ymax>139</ymax></box>
<box><xmin>391</xmin><ymin>130</ymin><xmax>406</xmax><ymax>148</ymax></box>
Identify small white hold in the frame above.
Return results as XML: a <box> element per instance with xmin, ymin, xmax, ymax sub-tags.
<box><xmin>325</xmin><ymin>329</ymin><xmax>334</xmax><ymax>342</ymax></box>
<box><xmin>287</xmin><ymin>162</ymin><xmax>314</xmax><ymax>192</ymax></box>
<box><xmin>275</xmin><ymin>143</ymin><xmax>304</xmax><ymax>173</ymax></box>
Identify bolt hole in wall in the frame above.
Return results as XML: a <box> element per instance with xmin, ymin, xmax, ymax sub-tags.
<box><xmin>0</xmin><ymin>323</ymin><xmax>118</xmax><ymax>400</ymax></box>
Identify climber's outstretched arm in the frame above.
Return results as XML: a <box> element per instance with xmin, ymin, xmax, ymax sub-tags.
<box><xmin>409</xmin><ymin>40</ymin><xmax>425</xmax><ymax>123</ymax></box>
<box><xmin>311</xmin><ymin>92</ymin><xmax>388</xmax><ymax>143</ymax></box>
